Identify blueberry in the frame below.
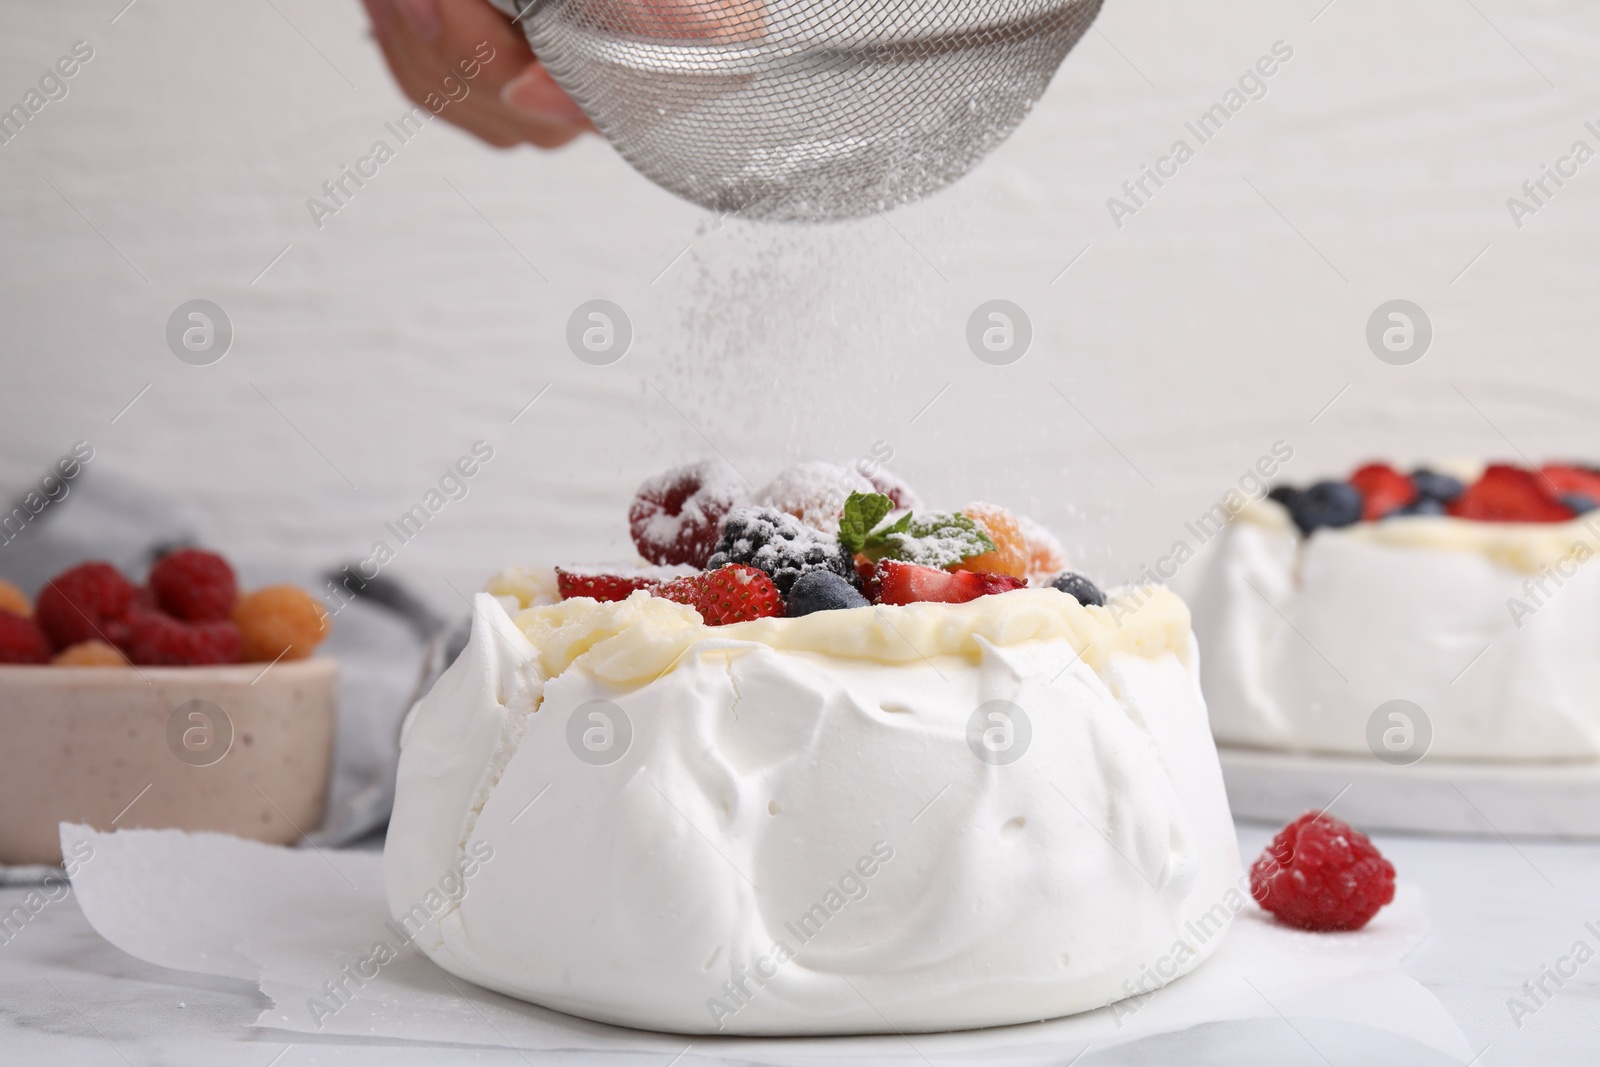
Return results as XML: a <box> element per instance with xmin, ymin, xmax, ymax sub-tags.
<box><xmin>1051</xmin><ymin>572</ymin><xmax>1106</xmax><ymax>607</ymax></box>
<box><xmin>1267</xmin><ymin>485</ymin><xmax>1300</xmax><ymax>509</ymax></box>
<box><xmin>1410</xmin><ymin>469</ymin><xmax>1464</xmax><ymax>504</ymax></box>
<box><xmin>784</xmin><ymin>570</ymin><xmax>869</xmax><ymax>617</ymax></box>
<box><xmin>1385</xmin><ymin>497</ymin><xmax>1447</xmax><ymax>518</ymax></box>
<box><xmin>1560</xmin><ymin>493</ymin><xmax>1597</xmax><ymax>515</ymax></box>
<box><xmin>1286</xmin><ymin>481</ymin><xmax>1364</xmax><ymax>536</ymax></box>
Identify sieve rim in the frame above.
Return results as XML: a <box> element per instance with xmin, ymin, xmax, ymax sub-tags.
<box><xmin>519</xmin><ymin>0</ymin><xmax>1101</xmax><ymax>76</ymax></box>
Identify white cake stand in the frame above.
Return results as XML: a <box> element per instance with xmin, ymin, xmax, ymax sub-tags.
<box><xmin>1218</xmin><ymin>746</ymin><xmax>1600</xmax><ymax>839</ymax></box>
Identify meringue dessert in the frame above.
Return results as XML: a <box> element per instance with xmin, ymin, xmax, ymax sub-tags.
<box><xmin>385</xmin><ymin>460</ymin><xmax>1241</xmax><ymax>1035</ymax></box>
<box><xmin>1193</xmin><ymin>461</ymin><xmax>1600</xmax><ymax>760</ymax></box>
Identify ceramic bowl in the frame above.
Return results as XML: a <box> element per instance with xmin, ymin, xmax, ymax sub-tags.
<box><xmin>0</xmin><ymin>658</ymin><xmax>337</xmax><ymax>866</ymax></box>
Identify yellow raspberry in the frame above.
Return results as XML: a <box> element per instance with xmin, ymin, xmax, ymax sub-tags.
<box><xmin>0</xmin><ymin>578</ymin><xmax>30</xmax><ymax>617</ymax></box>
<box><xmin>234</xmin><ymin>585</ymin><xmax>330</xmax><ymax>662</ymax></box>
<box><xmin>52</xmin><ymin>640</ymin><xmax>130</xmax><ymax>667</ymax></box>
<box><xmin>953</xmin><ymin>503</ymin><xmax>1029</xmax><ymax>578</ymax></box>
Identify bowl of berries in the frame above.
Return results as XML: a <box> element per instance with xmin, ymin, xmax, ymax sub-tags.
<box><xmin>0</xmin><ymin>549</ymin><xmax>335</xmax><ymax>866</ymax></box>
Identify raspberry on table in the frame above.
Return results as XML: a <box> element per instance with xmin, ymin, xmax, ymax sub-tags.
<box><xmin>149</xmin><ymin>548</ymin><xmax>238</xmax><ymax>623</ymax></box>
<box><xmin>0</xmin><ymin>610</ymin><xmax>52</xmax><ymax>664</ymax></box>
<box><xmin>35</xmin><ymin>562</ymin><xmax>136</xmax><ymax>650</ymax></box>
<box><xmin>123</xmin><ymin>611</ymin><xmax>242</xmax><ymax>666</ymax></box>
<box><xmin>706</xmin><ymin>506</ymin><xmax>856</xmax><ymax>595</ymax></box>
<box><xmin>954</xmin><ymin>503</ymin><xmax>1029</xmax><ymax>578</ymax></box>
<box><xmin>233</xmin><ymin>585</ymin><xmax>330</xmax><ymax>662</ymax></box>
<box><xmin>0</xmin><ymin>578</ymin><xmax>30</xmax><ymax>617</ymax></box>
<box><xmin>1250</xmin><ymin>812</ymin><xmax>1396</xmax><ymax>932</ymax></box>
<box><xmin>53</xmin><ymin>639</ymin><xmax>131</xmax><ymax>667</ymax></box>
<box><xmin>628</xmin><ymin>459</ymin><xmax>749</xmax><ymax>567</ymax></box>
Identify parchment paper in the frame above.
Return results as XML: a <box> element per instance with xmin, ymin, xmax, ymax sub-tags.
<box><xmin>63</xmin><ymin>823</ymin><xmax>1472</xmax><ymax>1065</ymax></box>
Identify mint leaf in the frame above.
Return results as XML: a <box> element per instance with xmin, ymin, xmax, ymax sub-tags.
<box><xmin>877</xmin><ymin>511</ymin><xmax>996</xmax><ymax>568</ymax></box>
<box><xmin>838</xmin><ymin>491</ymin><xmax>894</xmax><ymax>555</ymax></box>
<box><xmin>858</xmin><ymin>510</ymin><xmax>912</xmax><ymax>560</ymax></box>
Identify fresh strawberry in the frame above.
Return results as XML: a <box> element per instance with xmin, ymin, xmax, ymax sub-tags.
<box><xmin>854</xmin><ymin>554</ymin><xmax>879</xmax><ymax>602</ymax></box>
<box><xmin>654</xmin><ymin>564</ymin><xmax>785</xmax><ymax>625</ymax></box>
<box><xmin>1449</xmin><ymin>465</ymin><xmax>1575</xmax><ymax>523</ymax></box>
<box><xmin>556</xmin><ymin>567</ymin><xmax>661</xmax><ymax>602</ymax></box>
<box><xmin>873</xmin><ymin>560</ymin><xmax>1027</xmax><ymax>605</ymax></box>
<box><xmin>1539</xmin><ymin>465</ymin><xmax>1600</xmax><ymax>503</ymax></box>
<box><xmin>1349</xmin><ymin>463</ymin><xmax>1416</xmax><ymax>521</ymax></box>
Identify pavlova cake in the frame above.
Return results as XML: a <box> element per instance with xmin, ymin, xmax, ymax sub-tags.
<box><xmin>1193</xmin><ymin>461</ymin><xmax>1600</xmax><ymax>761</ymax></box>
<box><xmin>385</xmin><ymin>459</ymin><xmax>1241</xmax><ymax>1035</ymax></box>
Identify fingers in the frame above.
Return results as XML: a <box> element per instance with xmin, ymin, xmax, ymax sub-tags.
<box><xmin>363</xmin><ymin>0</ymin><xmax>593</xmax><ymax>150</ymax></box>
<box><xmin>502</xmin><ymin>65</ymin><xmax>589</xmax><ymax>126</ymax></box>
<box><xmin>392</xmin><ymin>0</ymin><xmax>442</xmax><ymax>41</ymax></box>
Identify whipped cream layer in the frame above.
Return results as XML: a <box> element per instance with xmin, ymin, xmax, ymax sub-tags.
<box><xmin>385</xmin><ymin>589</ymin><xmax>1240</xmax><ymax>1035</ymax></box>
<box><xmin>1196</xmin><ymin>502</ymin><xmax>1600</xmax><ymax>760</ymax></box>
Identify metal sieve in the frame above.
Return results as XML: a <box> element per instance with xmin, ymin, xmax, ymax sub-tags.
<box><xmin>491</xmin><ymin>0</ymin><xmax>1102</xmax><ymax>222</ymax></box>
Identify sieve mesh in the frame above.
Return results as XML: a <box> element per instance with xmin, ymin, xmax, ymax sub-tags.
<box><xmin>491</xmin><ymin>0</ymin><xmax>1102</xmax><ymax>222</ymax></box>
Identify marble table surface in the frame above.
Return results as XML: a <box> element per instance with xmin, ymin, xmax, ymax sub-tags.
<box><xmin>1</xmin><ymin>821</ymin><xmax>1595</xmax><ymax>1066</ymax></box>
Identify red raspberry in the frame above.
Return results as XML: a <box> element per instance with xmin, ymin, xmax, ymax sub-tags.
<box><xmin>149</xmin><ymin>548</ymin><xmax>238</xmax><ymax>622</ymax></box>
<box><xmin>35</xmin><ymin>562</ymin><xmax>136</xmax><ymax>650</ymax></box>
<box><xmin>857</xmin><ymin>465</ymin><xmax>922</xmax><ymax>511</ymax></box>
<box><xmin>654</xmin><ymin>564</ymin><xmax>784</xmax><ymax>625</ymax></box>
<box><xmin>0</xmin><ymin>610</ymin><xmax>52</xmax><ymax>664</ymax></box>
<box><xmin>1250</xmin><ymin>812</ymin><xmax>1396</xmax><ymax>931</ymax></box>
<box><xmin>628</xmin><ymin>460</ymin><xmax>748</xmax><ymax>567</ymax></box>
<box><xmin>98</xmin><ymin>587</ymin><xmax>154</xmax><ymax>650</ymax></box>
<box><xmin>122</xmin><ymin>610</ymin><xmax>242</xmax><ymax>666</ymax></box>
<box><xmin>757</xmin><ymin>461</ymin><xmax>863</xmax><ymax>532</ymax></box>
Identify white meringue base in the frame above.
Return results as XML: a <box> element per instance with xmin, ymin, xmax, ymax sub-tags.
<box><xmin>385</xmin><ymin>591</ymin><xmax>1240</xmax><ymax>1035</ymax></box>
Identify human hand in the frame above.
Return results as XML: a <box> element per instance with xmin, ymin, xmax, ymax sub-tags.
<box><xmin>362</xmin><ymin>0</ymin><xmax>594</xmax><ymax>149</ymax></box>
